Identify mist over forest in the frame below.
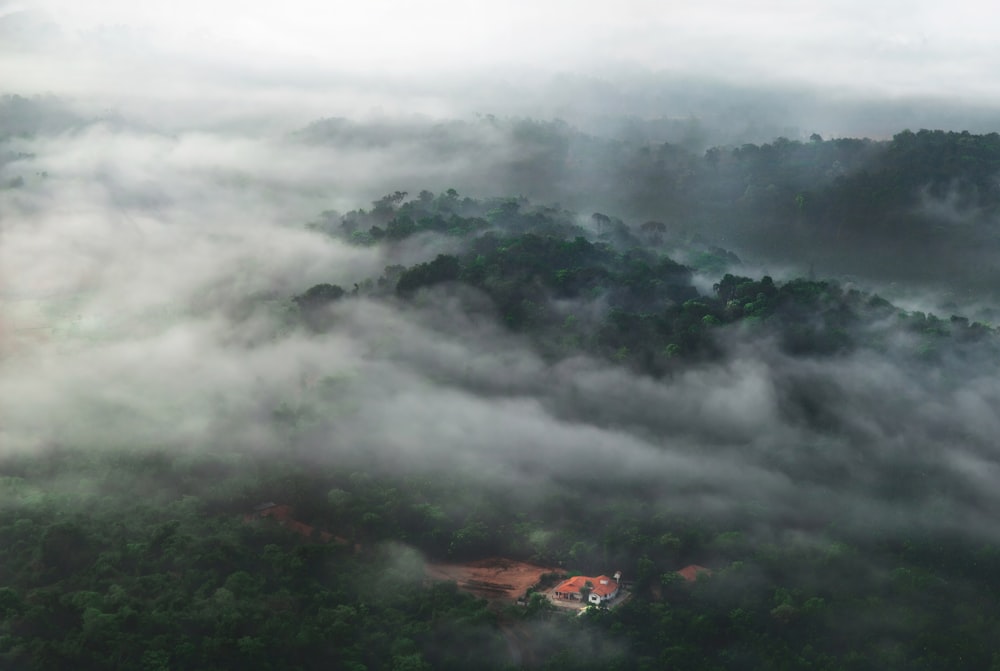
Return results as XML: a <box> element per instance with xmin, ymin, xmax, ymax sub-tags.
<box><xmin>4</xmin><ymin>2</ymin><xmax>1000</xmax><ymax>670</ymax></box>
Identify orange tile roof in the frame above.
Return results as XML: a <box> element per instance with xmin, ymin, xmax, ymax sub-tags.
<box><xmin>553</xmin><ymin>575</ymin><xmax>618</xmax><ymax>598</ymax></box>
<box><xmin>676</xmin><ymin>565</ymin><xmax>712</xmax><ymax>582</ymax></box>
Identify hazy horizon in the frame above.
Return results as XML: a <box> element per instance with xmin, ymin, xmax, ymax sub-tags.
<box><xmin>3</xmin><ymin>0</ymin><xmax>1000</xmax><ymax>138</ymax></box>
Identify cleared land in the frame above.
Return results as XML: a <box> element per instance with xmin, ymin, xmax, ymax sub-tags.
<box><xmin>425</xmin><ymin>558</ymin><xmax>557</xmax><ymax>601</ymax></box>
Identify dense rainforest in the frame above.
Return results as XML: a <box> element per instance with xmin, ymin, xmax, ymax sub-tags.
<box><xmin>296</xmin><ymin>117</ymin><xmax>1000</xmax><ymax>299</ymax></box>
<box><xmin>6</xmin><ymin>99</ymin><xmax>1000</xmax><ymax>669</ymax></box>
<box><xmin>7</xmin><ymin>91</ymin><xmax>1000</xmax><ymax>296</ymax></box>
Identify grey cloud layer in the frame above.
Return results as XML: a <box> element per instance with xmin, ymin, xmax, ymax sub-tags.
<box><xmin>3</xmin><ymin>0</ymin><xmax>1000</xmax><ymax>550</ymax></box>
<box><xmin>5</xmin><ymin>118</ymin><xmax>1000</xmax><ymax>546</ymax></box>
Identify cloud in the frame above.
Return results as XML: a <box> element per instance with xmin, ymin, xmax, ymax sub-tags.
<box><xmin>1</xmin><ymin>0</ymin><xmax>1000</xmax><ymax>568</ymax></box>
<box><xmin>1</xmin><ymin>0</ymin><xmax>998</xmax><ymax>138</ymax></box>
<box><xmin>2</xmin><ymin>107</ymin><xmax>1000</xmax><ymax>551</ymax></box>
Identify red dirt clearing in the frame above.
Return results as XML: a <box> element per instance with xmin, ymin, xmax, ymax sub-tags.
<box><xmin>425</xmin><ymin>558</ymin><xmax>558</xmax><ymax>601</ymax></box>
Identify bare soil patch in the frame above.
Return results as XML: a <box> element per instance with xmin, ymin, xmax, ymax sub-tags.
<box><xmin>425</xmin><ymin>557</ymin><xmax>558</xmax><ymax>601</ymax></box>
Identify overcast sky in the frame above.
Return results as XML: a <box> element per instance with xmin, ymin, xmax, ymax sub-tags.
<box><xmin>4</xmin><ymin>0</ymin><xmax>1000</xmax><ymax>126</ymax></box>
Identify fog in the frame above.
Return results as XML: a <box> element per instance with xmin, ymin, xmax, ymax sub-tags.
<box><xmin>4</xmin><ymin>0</ymin><xmax>1000</xmax><ymax>584</ymax></box>
<box><xmin>4</xmin><ymin>107</ymin><xmax>1000</xmax><ymax>547</ymax></box>
<box><xmin>6</xmin><ymin>0</ymin><xmax>1000</xmax><ymax>137</ymax></box>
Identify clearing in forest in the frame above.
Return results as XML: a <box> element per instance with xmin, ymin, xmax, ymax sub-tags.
<box><xmin>425</xmin><ymin>558</ymin><xmax>558</xmax><ymax>601</ymax></box>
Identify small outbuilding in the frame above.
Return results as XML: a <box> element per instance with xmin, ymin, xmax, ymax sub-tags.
<box><xmin>676</xmin><ymin>564</ymin><xmax>712</xmax><ymax>582</ymax></box>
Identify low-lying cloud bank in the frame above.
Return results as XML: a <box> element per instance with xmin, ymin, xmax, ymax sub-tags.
<box><xmin>3</xmin><ymin>0</ymin><xmax>1000</xmax><ymax>550</ymax></box>
<box><xmin>2</xmin><ymin>112</ymin><xmax>1000</xmax><ymax>552</ymax></box>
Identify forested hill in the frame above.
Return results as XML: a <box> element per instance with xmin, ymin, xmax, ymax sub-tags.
<box><xmin>297</xmin><ymin>120</ymin><xmax>1000</xmax><ymax>294</ymax></box>
<box><xmin>301</xmin><ymin>189</ymin><xmax>999</xmax><ymax>377</ymax></box>
<box><xmin>6</xmin><ymin>102</ymin><xmax>1000</xmax><ymax>670</ymax></box>
<box><xmin>5</xmin><ymin>187</ymin><xmax>1000</xmax><ymax>669</ymax></box>
<box><xmin>5</xmin><ymin>94</ymin><xmax>1000</xmax><ymax>292</ymax></box>
<box><xmin>7</xmin><ymin>0</ymin><xmax>1000</xmax><ymax>663</ymax></box>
